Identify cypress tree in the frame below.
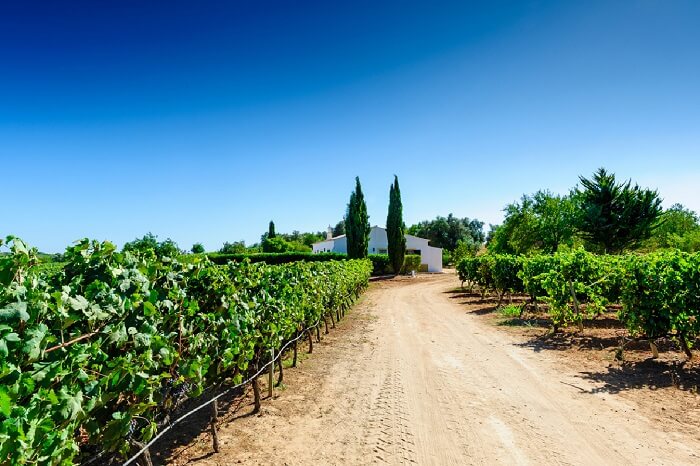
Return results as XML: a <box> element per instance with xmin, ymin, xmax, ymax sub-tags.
<box><xmin>345</xmin><ymin>177</ymin><xmax>370</xmax><ymax>259</ymax></box>
<box><xmin>387</xmin><ymin>175</ymin><xmax>406</xmax><ymax>274</ymax></box>
<box><xmin>268</xmin><ymin>220</ymin><xmax>276</xmax><ymax>239</ymax></box>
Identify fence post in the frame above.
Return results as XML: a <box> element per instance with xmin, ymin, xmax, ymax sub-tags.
<box><xmin>268</xmin><ymin>347</ymin><xmax>274</xmax><ymax>398</ymax></box>
<box><xmin>210</xmin><ymin>399</ymin><xmax>220</xmax><ymax>453</ymax></box>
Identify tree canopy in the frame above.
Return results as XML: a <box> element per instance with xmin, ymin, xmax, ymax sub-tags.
<box><xmin>645</xmin><ymin>203</ymin><xmax>700</xmax><ymax>252</ymax></box>
<box><xmin>408</xmin><ymin>214</ymin><xmax>484</xmax><ymax>251</ymax></box>
<box><xmin>575</xmin><ymin>168</ymin><xmax>662</xmax><ymax>253</ymax></box>
<box><xmin>386</xmin><ymin>175</ymin><xmax>406</xmax><ymax>275</ymax></box>
<box><xmin>487</xmin><ymin>168</ymin><xmax>668</xmax><ymax>255</ymax></box>
<box><xmin>122</xmin><ymin>233</ymin><xmax>182</xmax><ymax>258</ymax></box>
<box><xmin>345</xmin><ymin>177</ymin><xmax>370</xmax><ymax>259</ymax></box>
<box><xmin>487</xmin><ymin>191</ymin><xmax>576</xmax><ymax>255</ymax></box>
<box><xmin>332</xmin><ymin>220</ymin><xmax>346</xmax><ymax>237</ymax></box>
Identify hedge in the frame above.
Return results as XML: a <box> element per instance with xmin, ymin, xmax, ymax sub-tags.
<box><xmin>203</xmin><ymin>251</ymin><xmax>347</xmax><ymax>265</ymax></box>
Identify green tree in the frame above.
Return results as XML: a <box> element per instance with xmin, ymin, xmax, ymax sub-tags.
<box><xmin>123</xmin><ymin>233</ymin><xmax>181</xmax><ymax>258</ymax></box>
<box><xmin>122</xmin><ymin>232</ymin><xmax>158</xmax><ymax>254</ymax></box>
<box><xmin>219</xmin><ymin>241</ymin><xmax>247</xmax><ymax>254</ymax></box>
<box><xmin>261</xmin><ymin>236</ymin><xmax>310</xmax><ymax>253</ymax></box>
<box><xmin>191</xmin><ymin>243</ymin><xmax>205</xmax><ymax>254</ymax></box>
<box><xmin>386</xmin><ymin>175</ymin><xmax>406</xmax><ymax>275</ymax></box>
<box><xmin>332</xmin><ymin>220</ymin><xmax>346</xmax><ymax>237</ymax></box>
<box><xmin>645</xmin><ymin>204</ymin><xmax>700</xmax><ymax>252</ymax></box>
<box><xmin>408</xmin><ymin>214</ymin><xmax>484</xmax><ymax>251</ymax></box>
<box><xmin>575</xmin><ymin>168</ymin><xmax>662</xmax><ymax>253</ymax></box>
<box><xmin>345</xmin><ymin>176</ymin><xmax>370</xmax><ymax>259</ymax></box>
<box><xmin>487</xmin><ymin>191</ymin><xmax>576</xmax><ymax>255</ymax></box>
<box><xmin>268</xmin><ymin>221</ymin><xmax>276</xmax><ymax>239</ymax></box>
<box><xmin>299</xmin><ymin>231</ymin><xmax>326</xmax><ymax>247</ymax></box>
<box><xmin>451</xmin><ymin>238</ymin><xmax>480</xmax><ymax>264</ymax></box>
<box><xmin>532</xmin><ymin>190</ymin><xmax>577</xmax><ymax>253</ymax></box>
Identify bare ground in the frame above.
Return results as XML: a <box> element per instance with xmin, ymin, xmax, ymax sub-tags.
<box><xmin>160</xmin><ymin>272</ymin><xmax>700</xmax><ymax>465</ymax></box>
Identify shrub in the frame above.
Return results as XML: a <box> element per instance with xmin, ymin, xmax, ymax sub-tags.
<box><xmin>368</xmin><ymin>254</ymin><xmax>391</xmax><ymax>275</ymax></box>
<box><xmin>206</xmin><ymin>252</ymin><xmax>347</xmax><ymax>266</ymax></box>
<box><xmin>402</xmin><ymin>254</ymin><xmax>421</xmax><ymax>273</ymax></box>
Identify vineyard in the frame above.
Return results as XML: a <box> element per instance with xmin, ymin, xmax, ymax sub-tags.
<box><xmin>0</xmin><ymin>236</ymin><xmax>372</xmax><ymax>465</ymax></box>
<box><xmin>457</xmin><ymin>249</ymin><xmax>700</xmax><ymax>358</ymax></box>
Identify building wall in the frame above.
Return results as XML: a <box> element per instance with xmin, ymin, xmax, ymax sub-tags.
<box><xmin>312</xmin><ymin>239</ymin><xmax>335</xmax><ymax>253</ymax></box>
<box><xmin>312</xmin><ymin>226</ymin><xmax>443</xmax><ymax>272</ymax></box>
<box><xmin>421</xmin><ymin>245</ymin><xmax>443</xmax><ymax>273</ymax></box>
<box><xmin>333</xmin><ymin>236</ymin><xmax>347</xmax><ymax>253</ymax></box>
<box><xmin>368</xmin><ymin>226</ymin><xmax>388</xmax><ymax>254</ymax></box>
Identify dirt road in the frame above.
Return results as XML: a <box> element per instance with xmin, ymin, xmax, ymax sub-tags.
<box><xmin>169</xmin><ymin>273</ymin><xmax>699</xmax><ymax>465</ymax></box>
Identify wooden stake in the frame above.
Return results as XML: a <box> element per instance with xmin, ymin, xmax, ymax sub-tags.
<box><xmin>292</xmin><ymin>335</ymin><xmax>298</xmax><ymax>367</ymax></box>
<box><xmin>252</xmin><ymin>375</ymin><xmax>261</xmax><ymax>414</ymax></box>
<box><xmin>649</xmin><ymin>341</ymin><xmax>659</xmax><ymax>359</ymax></box>
<box><xmin>210</xmin><ymin>400</ymin><xmax>220</xmax><ymax>453</ymax></box>
<box><xmin>268</xmin><ymin>348</ymin><xmax>274</xmax><ymax>399</ymax></box>
<box><xmin>130</xmin><ymin>440</ymin><xmax>153</xmax><ymax>466</ymax></box>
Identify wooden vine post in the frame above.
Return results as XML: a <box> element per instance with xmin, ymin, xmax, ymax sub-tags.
<box><xmin>210</xmin><ymin>400</ymin><xmax>220</xmax><ymax>453</ymax></box>
<box><xmin>268</xmin><ymin>347</ymin><xmax>274</xmax><ymax>398</ymax></box>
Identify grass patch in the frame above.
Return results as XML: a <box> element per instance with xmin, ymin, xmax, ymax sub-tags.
<box><xmin>499</xmin><ymin>304</ymin><xmax>522</xmax><ymax>318</ymax></box>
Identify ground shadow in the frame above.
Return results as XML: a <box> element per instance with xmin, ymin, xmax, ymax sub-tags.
<box><xmin>577</xmin><ymin>359</ymin><xmax>700</xmax><ymax>394</ymax></box>
<box><xmin>517</xmin><ymin>332</ymin><xmax>622</xmax><ymax>353</ymax></box>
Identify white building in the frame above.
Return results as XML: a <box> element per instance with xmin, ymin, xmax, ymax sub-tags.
<box><xmin>312</xmin><ymin>225</ymin><xmax>443</xmax><ymax>273</ymax></box>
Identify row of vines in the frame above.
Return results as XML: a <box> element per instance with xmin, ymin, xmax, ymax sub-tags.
<box><xmin>457</xmin><ymin>249</ymin><xmax>700</xmax><ymax>357</ymax></box>
<box><xmin>0</xmin><ymin>236</ymin><xmax>372</xmax><ymax>465</ymax></box>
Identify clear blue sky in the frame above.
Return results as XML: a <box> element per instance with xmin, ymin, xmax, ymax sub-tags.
<box><xmin>2</xmin><ymin>0</ymin><xmax>699</xmax><ymax>253</ymax></box>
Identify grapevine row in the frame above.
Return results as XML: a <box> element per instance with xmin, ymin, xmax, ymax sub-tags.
<box><xmin>457</xmin><ymin>249</ymin><xmax>700</xmax><ymax>356</ymax></box>
<box><xmin>0</xmin><ymin>236</ymin><xmax>372</xmax><ymax>465</ymax></box>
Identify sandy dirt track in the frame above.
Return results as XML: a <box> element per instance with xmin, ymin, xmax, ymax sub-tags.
<box><xmin>168</xmin><ymin>273</ymin><xmax>699</xmax><ymax>465</ymax></box>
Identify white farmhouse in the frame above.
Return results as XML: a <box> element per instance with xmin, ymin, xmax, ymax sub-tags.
<box><xmin>312</xmin><ymin>225</ymin><xmax>443</xmax><ymax>272</ymax></box>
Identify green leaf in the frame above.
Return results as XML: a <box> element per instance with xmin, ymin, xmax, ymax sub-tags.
<box><xmin>0</xmin><ymin>302</ymin><xmax>30</xmax><ymax>323</ymax></box>
<box><xmin>143</xmin><ymin>301</ymin><xmax>156</xmax><ymax>316</ymax></box>
<box><xmin>0</xmin><ymin>386</ymin><xmax>11</xmax><ymax>417</ymax></box>
<box><xmin>68</xmin><ymin>295</ymin><xmax>89</xmax><ymax>312</ymax></box>
<box><xmin>31</xmin><ymin>361</ymin><xmax>61</xmax><ymax>383</ymax></box>
<box><xmin>108</xmin><ymin>322</ymin><xmax>128</xmax><ymax>346</ymax></box>
<box><xmin>22</xmin><ymin>324</ymin><xmax>48</xmax><ymax>361</ymax></box>
<box><xmin>58</xmin><ymin>387</ymin><xmax>83</xmax><ymax>421</ymax></box>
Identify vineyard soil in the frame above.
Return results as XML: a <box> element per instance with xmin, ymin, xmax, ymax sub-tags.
<box><xmin>161</xmin><ymin>272</ymin><xmax>699</xmax><ymax>465</ymax></box>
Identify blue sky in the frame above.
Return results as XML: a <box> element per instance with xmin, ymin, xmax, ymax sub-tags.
<box><xmin>2</xmin><ymin>0</ymin><xmax>699</xmax><ymax>253</ymax></box>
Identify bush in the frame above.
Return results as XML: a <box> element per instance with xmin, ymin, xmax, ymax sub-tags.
<box><xmin>368</xmin><ymin>254</ymin><xmax>391</xmax><ymax>275</ymax></box>
<box><xmin>219</xmin><ymin>241</ymin><xmax>247</xmax><ymax>254</ymax></box>
<box><xmin>261</xmin><ymin>237</ymin><xmax>311</xmax><ymax>253</ymax></box>
<box><xmin>402</xmin><ymin>254</ymin><xmax>421</xmax><ymax>273</ymax></box>
<box><xmin>206</xmin><ymin>252</ymin><xmax>347</xmax><ymax>265</ymax></box>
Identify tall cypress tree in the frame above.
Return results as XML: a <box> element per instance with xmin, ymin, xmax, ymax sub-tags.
<box><xmin>268</xmin><ymin>220</ymin><xmax>276</xmax><ymax>239</ymax></box>
<box><xmin>387</xmin><ymin>175</ymin><xmax>406</xmax><ymax>274</ymax></box>
<box><xmin>345</xmin><ymin>177</ymin><xmax>370</xmax><ymax>259</ymax></box>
